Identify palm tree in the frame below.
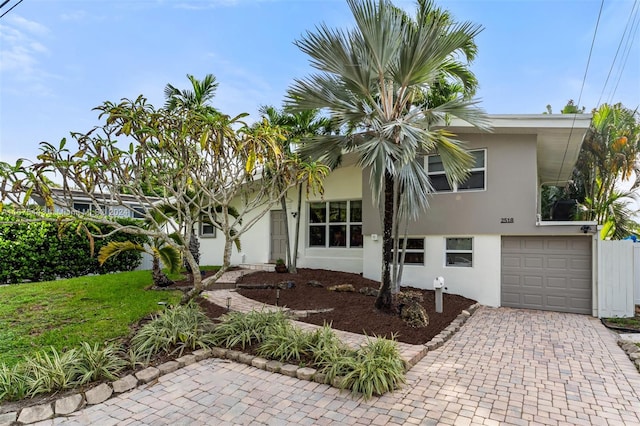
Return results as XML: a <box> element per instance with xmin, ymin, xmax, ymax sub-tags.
<box><xmin>259</xmin><ymin>106</ymin><xmax>331</xmax><ymax>272</ymax></box>
<box><xmin>163</xmin><ymin>74</ymin><xmax>220</xmax><ymax>282</ymax></box>
<box><xmin>286</xmin><ymin>0</ymin><xmax>489</xmax><ymax>310</ymax></box>
<box><xmin>565</xmin><ymin>103</ymin><xmax>640</xmax><ymax>239</ymax></box>
<box><xmin>97</xmin><ymin>210</ymin><xmax>181</xmax><ymax>287</ymax></box>
<box><xmin>164</xmin><ymin>74</ymin><xmax>219</xmax><ymax>113</ymax></box>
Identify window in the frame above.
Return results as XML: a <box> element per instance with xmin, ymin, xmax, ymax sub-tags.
<box><xmin>132</xmin><ymin>207</ymin><xmax>146</xmax><ymax>219</ymax></box>
<box><xmin>427</xmin><ymin>149</ymin><xmax>486</xmax><ymax>192</ymax></box>
<box><xmin>309</xmin><ymin>200</ymin><xmax>363</xmax><ymax>248</ymax></box>
<box><xmin>200</xmin><ymin>222</ymin><xmax>216</xmax><ymax>238</ymax></box>
<box><xmin>445</xmin><ymin>237</ymin><xmax>473</xmax><ymax>267</ymax></box>
<box><xmin>394</xmin><ymin>238</ymin><xmax>425</xmax><ymax>265</ymax></box>
<box><xmin>73</xmin><ymin>202</ymin><xmax>91</xmax><ymax>213</ymax></box>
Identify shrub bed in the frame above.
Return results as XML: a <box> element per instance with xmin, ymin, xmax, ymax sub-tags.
<box><xmin>0</xmin><ymin>211</ymin><xmax>147</xmax><ymax>283</ymax></box>
<box><xmin>0</xmin><ymin>305</ymin><xmax>406</xmax><ymax>405</ymax></box>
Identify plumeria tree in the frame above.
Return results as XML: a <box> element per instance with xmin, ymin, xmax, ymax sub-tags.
<box><xmin>1</xmin><ymin>85</ymin><xmax>302</xmax><ymax>300</ymax></box>
<box><xmin>287</xmin><ymin>0</ymin><xmax>489</xmax><ymax>310</ymax></box>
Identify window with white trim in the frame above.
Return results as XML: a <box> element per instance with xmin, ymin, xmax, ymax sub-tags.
<box><xmin>427</xmin><ymin>149</ymin><xmax>486</xmax><ymax>192</ymax></box>
<box><xmin>200</xmin><ymin>222</ymin><xmax>216</xmax><ymax>238</ymax></box>
<box><xmin>309</xmin><ymin>200</ymin><xmax>363</xmax><ymax>248</ymax></box>
<box><xmin>445</xmin><ymin>237</ymin><xmax>473</xmax><ymax>267</ymax></box>
<box><xmin>393</xmin><ymin>238</ymin><xmax>425</xmax><ymax>265</ymax></box>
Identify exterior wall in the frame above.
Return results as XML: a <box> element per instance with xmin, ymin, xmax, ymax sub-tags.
<box><xmin>296</xmin><ymin>163</ymin><xmax>364</xmax><ymax>273</ymax></box>
<box><xmin>363</xmin><ymin>235</ymin><xmax>501</xmax><ymax>307</ymax></box>
<box><xmin>199</xmin><ymin>202</ymin><xmax>272</xmax><ymax>267</ymax></box>
<box><xmin>362</xmin><ymin>133</ymin><xmax>589</xmax><ymax>237</ymax></box>
<box><xmin>199</xmin><ymin>160</ymin><xmax>365</xmax><ymax>272</ymax></box>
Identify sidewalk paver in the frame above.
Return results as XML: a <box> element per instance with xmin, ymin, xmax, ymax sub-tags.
<box><xmin>30</xmin><ymin>306</ymin><xmax>640</xmax><ymax>425</ymax></box>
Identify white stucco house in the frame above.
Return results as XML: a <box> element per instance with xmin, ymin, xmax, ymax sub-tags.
<box><xmin>198</xmin><ymin>114</ymin><xmax>601</xmax><ymax>315</ymax></box>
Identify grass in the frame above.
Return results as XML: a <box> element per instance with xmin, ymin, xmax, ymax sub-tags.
<box><xmin>606</xmin><ymin>317</ymin><xmax>640</xmax><ymax>328</ymax></box>
<box><xmin>166</xmin><ymin>265</ymin><xmax>221</xmax><ymax>281</ymax></box>
<box><xmin>0</xmin><ymin>271</ymin><xmax>182</xmax><ymax>367</ymax></box>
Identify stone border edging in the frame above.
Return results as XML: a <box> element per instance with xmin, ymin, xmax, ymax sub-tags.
<box><xmin>618</xmin><ymin>339</ymin><xmax>640</xmax><ymax>371</ymax></box>
<box><xmin>2</xmin><ymin>303</ymin><xmax>482</xmax><ymax>425</ymax></box>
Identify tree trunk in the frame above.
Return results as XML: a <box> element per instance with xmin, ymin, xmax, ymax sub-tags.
<box><xmin>290</xmin><ymin>183</ymin><xmax>303</xmax><ymax>274</ymax></box>
<box><xmin>375</xmin><ymin>171</ymin><xmax>394</xmax><ymax>311</ymax></box>
<box><xmin>280</xmin><ymin>196</ymin><xmax>292</xmax><ymax>270</ymax></box>
<box><xmin>152</xmin><ymin>255</ymin><xmax>174</xmax><ymax>288</ymax></box>
<box><xmin>181</xmin><ymin>249</ymin><xmax>203</xmax><ymax>303</ymax></box>
<box><xmin>200</xmin><ymin>240</ymin><xmax>232</xmax><ymax>289</ymax></box>
<box><xmin>184</xmin><ymin>230</ymin><xmax>200</xmax><ymax>285</ymax></box>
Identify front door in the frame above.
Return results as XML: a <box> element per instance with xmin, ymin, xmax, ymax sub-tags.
<box><xmin>270</xmin><ymin>210</ymin><xmax>287</xmax><ymax>262</ymax></box>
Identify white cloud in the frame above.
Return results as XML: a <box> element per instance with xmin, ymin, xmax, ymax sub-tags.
<box><xmin>8</xmin><ymin>15</ymin><xmax>49</xmax><ymax>35</ymax></box>
<box><xmin>0</xmin><ymin>14</ymin><xmax>54</xmax><ymax>94</ymax></box>
<box><xmin>60</xmin><ymin>10</ymin><xmax>86</xmax><ymax>21</ymax></box>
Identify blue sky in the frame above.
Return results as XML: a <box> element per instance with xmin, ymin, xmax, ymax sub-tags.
<box><xmin>1</xmin><ymin>0</ymin><xmax>639</xmax><ymax>165</ymax></box>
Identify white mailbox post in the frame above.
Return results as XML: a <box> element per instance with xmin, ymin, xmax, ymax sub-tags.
<box><xmin>433</xmin><ymin>276</ymin><xmax>444</xmax><ymax>313</ymax></box>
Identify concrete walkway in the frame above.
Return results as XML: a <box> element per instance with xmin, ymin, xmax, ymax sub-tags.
<box><xmin>32</xmin><ymin>306</ymin><xmax>640</xmax><ymax>425</ymax></box>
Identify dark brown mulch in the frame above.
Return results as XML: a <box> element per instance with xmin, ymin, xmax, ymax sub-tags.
<box><xmin>224</xmin><ymin>268</ymin><xmax>476</xmax><ymax>346</ymax></box>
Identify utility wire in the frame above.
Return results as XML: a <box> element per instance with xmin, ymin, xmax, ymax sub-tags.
<box><xmin>597</xmin><ymin>0</ymin><xmax>638</xmax><ymax>106</ymax></box>
<box><xmin>0</xmin><ymin>0</ymin><xmax>24</xmax><ymax>19</ymax></box>
<box><xmin>608</xmin><ymin>6</ymin><xmax>640</xmax><ymax>105</ymax></box>
<box><xmin>555</xmin><ymin>0</ymin><xmax>605</xmax><ymax>185</ymax></box>
<box><xmin>0</xmin><ymin>1</ymin><xmax>11</xmax><ymax>10</ymax></box>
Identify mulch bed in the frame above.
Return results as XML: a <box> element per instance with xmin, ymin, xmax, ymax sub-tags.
<box><xmin>224</xmin><ymin>268</ymin><xmax>475</xmax><ymax>345</ymax></box>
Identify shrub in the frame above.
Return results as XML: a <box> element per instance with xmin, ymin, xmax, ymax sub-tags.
<box><xmin>76</xmin><ymin>342</ymin><xmax>126</xmax><ymax>385</ymax></box>
<box><xmin>0</xmin><ymin>210</ymin><xmax>147</xmax><ymax>283</ymax></box>
<box><xmin>0</xmin><ymin>364</ymin><xmax>29</xmax><ymax>401</ymax></box>
<box><xmin>23</xmin><ymin>347</ymin><xmax>81</xmax><ymax>397</ymax></box>
<box><xmin>121</xmin><ymin>347</ymin><xmax>150</xmax><ymax>370</ymax></box>
<box><xmin>256</xmin><ymin>322</ymin><xmax>314</xmax><ymax>362</ymax></box>
<box><xmin>209</xmin><ymin>309</ymin><xmax>290</xmax><ymax>349</ymax></box>
<box><xmin>130</xmin><ymin>303</ymin><xmax>216</xmax><ymax>360</ymax></box>
<box><xmin>210</xmin><ymin>312</ymin><xmax>406</xmax><ymax>399</ymax></box>
<box><xmin>340</xmin><ymin>335</ymin><xmax>407</xmax><ymax>399</ymax></box>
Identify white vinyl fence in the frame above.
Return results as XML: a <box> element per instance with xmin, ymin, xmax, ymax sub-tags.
<box><xmin>597</xmin><ymin>239</ymin><xmax>637</xmax><ymax>318</ymax></box>
<box><xmin>136</xmin><ymin>252</ymin><xmax>154</xmax><ymax>271</ymax></box>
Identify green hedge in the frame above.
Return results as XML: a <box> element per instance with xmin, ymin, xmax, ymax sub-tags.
<box><xmin>0</xmin><ymin>211</ymin><xmax>148</xmax><ymax>284</ymax></box>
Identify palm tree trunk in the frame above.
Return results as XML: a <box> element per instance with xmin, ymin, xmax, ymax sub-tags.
<box><xmin>152</xmin><ymin>255</ymin><xmax>174</xmax><ymax>288</ymax></box>
<box><xmin>291</xmin><ymin>183</ymin><xmax>303</xmax><ymax>273</ymax></box>
<box><xmin>280</xmin><ymin>196</ymin><xmax>292</xmax><ymax>270</ymax></box>
<box><xmin>375</xmin><ymin>171</ymin><xmax>394</xmax><ymax>311</ymax></box>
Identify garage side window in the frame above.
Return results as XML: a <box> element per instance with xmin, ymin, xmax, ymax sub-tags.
<box><xmin>394</xmin><ymin>238</ymin><xmax>425</xmax><ymax>265</ymax></box>
<box><xmin>445</xmin><ymin>237</ymin><xmax>473</xmax><ymax>267</ymax></box>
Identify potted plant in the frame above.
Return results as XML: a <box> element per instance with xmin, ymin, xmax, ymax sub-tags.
<box><xmin>274</xmin><ymin>258</ymin><xmax>287</xmax><ymax>273</ymax></box>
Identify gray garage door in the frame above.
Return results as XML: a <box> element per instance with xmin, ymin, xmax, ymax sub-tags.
<box><xmin>501</xmin><ymin>236</ymin><xmax>592</xmax><ymax>314</ymax></box>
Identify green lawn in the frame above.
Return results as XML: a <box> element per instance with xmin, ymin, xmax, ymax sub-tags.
<box><xmin>0</xmin><ymin>271</ymin><xmax>182</xmax><ymax>367</ymax></box>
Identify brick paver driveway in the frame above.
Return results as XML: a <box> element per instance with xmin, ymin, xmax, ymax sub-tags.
<box><xmin>40</xmin><ymin>307</ymin><xmax>640</xmax><ymax>425</ymax></box>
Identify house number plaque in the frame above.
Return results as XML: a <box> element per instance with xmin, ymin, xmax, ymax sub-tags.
<box><xmin>500</xmin><ymin>217</ymin><xmax>514</xmax><ymax>223</ymax></box>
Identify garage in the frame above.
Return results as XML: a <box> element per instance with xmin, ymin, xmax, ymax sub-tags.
<box><xmin>501</xmin><ymin>236</ymin><xmax>592</xmax><ymax>314</ymax></box>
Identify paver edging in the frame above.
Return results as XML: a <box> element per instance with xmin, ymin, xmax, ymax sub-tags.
<box><xmin>421</xmin><ymin>302</ymin><xmax>482</xmax><ymax>354</ymax></box>
<box><xmin>9</xmin><ymin>301</ymin><xmax>482</xmax><ymax>424</ymax></box>
<box><xmin>618</xmin><ymin>338</ymin><xmax>640</xmax><ymax>372</ymax></box>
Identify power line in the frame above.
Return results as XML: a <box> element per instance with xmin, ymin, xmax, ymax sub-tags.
<box><xmin>0</xmin><ymin>0</ymin><xmax>24</xmax><ymax>19</ymax></box>
<box><xmin>555</xmin><ymin>0</ymin><xmax>605</xmax><ymax>186</ymax></box>
<box><xmin>608</xmin><ymin>5</ymin><xmax>640</xmax><ymax>105</ymax></box>
<box><xmin>597</xmin><ymin>0</ymin><xmax>638</xmax><ymax>106</ymax></box>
